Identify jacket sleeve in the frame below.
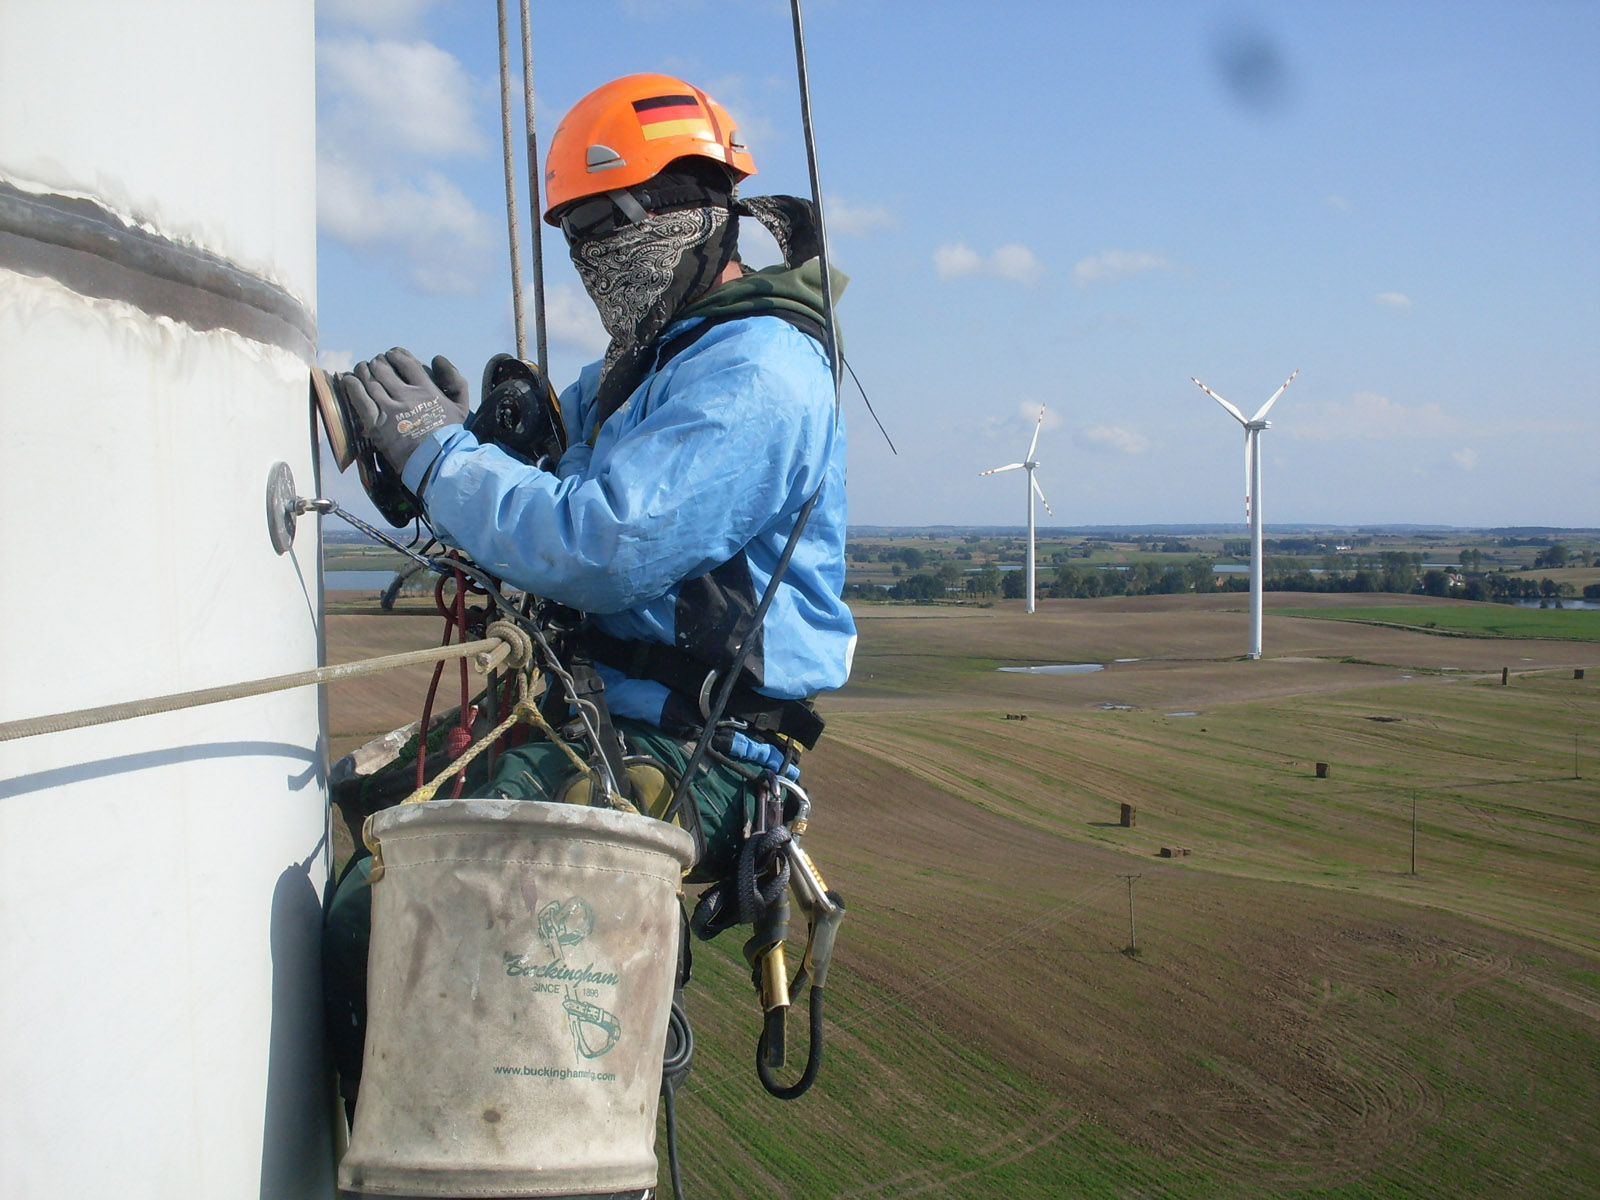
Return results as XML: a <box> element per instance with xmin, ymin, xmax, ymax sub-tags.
<box><xmin>401</xmin><ymin>321</ymin><xmax>836</xmax><ymax>614</ymax></box>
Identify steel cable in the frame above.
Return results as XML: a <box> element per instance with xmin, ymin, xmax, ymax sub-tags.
<box><xmin>518</xmin><ymin>0</ymin><xmax>548</xmax><ymax>369</ymax></box>
<box><xmin>496</xmin><ymin>0</ymin><xmax>527</xmax><ymax>358</ymax></box>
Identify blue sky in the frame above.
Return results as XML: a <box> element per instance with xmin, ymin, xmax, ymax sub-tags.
<box><xmin>314</xmin><ymin>0</ymin><xmax>1599</xmax><ymax>530</ymax></box>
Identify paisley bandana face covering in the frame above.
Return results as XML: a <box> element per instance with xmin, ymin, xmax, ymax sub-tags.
<box><xmin>565</xmin><ymin>181</ymin><xmax>823</xmax><ymax>429</ymax></box>
<box><xmin>569</xmin><ymin>203</ymin><xmax>737</xmax><ymax>426</ymax></box>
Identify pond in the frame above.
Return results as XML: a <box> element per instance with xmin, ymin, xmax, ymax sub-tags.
<box><xmin>1511</xmin><ymin>599</ymin><xmax>1598</xmax><ymax>610</ymax></box>
<box><xmin>997</xmin><ymin>663</ymin><xmax>1104</xmax><ymax>675</ymax></box>
<box><xmin>325</xmin><ymin>569</ymin><xmax>406</xmax><ymax>591</ymax></box>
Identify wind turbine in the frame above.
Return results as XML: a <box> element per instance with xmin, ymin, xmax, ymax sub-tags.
<box><xmin>980</xmin><ymin>406</ymin><xmax>1054</xmax><ymax>614</ymax></box>
<box><xmin>1191</xmin><ymin>370</ymin><xmax>1299</xmax><ymax>660</ymax></box>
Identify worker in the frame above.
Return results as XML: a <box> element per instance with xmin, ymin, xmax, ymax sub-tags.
<box><xmin>325</xmin><ymin>73</ymin><xmax>854</xmax><ymax>1116</ymax></box>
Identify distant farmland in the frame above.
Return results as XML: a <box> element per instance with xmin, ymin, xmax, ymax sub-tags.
<box><xmin>326</xmin><ymin>591</ymin><xmax>1600</xmax><ymax>1199</ymax></box>
<box><xmin>1280</xmin><ymin>602</ymin><xmax>1599</xmax><ymax>641</ymax></box>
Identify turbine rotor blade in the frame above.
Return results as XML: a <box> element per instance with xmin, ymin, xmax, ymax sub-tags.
<box><xmin>980</xmin><ymin>462</ymin><xmax>1025</xmax><ymax>476</ymax></box>
<box><xmin>1192</xmin><ymin>376</ymin><xmax>1247</xmax><ymax>425</ymax></box>
<box><xmin>1026</xmin><ymin>406</ymin><xmax>1045</xmax><ymax>462</ymax></box>
<box><xmin>1252</xmin><ymin>368</ymin><xmax>1300</xmax><ymax>422</ymax></box>
<box><xmin>1032</xmin><ymin>474</ymin><xmax>1054</xmax><ymax>517</ymax></box>
<box><xmin>1243</xmin><ymin>432</ymin><xmax>1253</xmax><ymax>528</ymax></box>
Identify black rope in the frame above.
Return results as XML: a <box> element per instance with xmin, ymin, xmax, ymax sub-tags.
<box><xmin>662</xmin><ymin>488</ymin><xmax>819</xmax><ymax>838</ymax></box>
<box><xmin>844</xmin><ymin>354</ymin><xmax>896</xmax><ymax>455</ymax></box>
<box><xmin>661</xmin><ymin>995</ymin><xmax>693</xmax><ymax>1200</ymax></box>
<box><xmin>737</xmin><ymin>825</ymin><xmax>792</xmax><ymax>923</ymax></box>
<box><xmin>321</xmin><ymin>501</ymin><xmax>445</xmax><ymax>574</ymax></box>
<box><xmin>664</xmin><ymin>0</ymin><xmax>843</xmax><ymax>840</ymax></box>
<box><xmin>662</xmin><ymin>1076</ymin><xmax>687</xmax><ymax>1200</ymax></box>
<box><xmin>756</xmin><ymin>984</ymin><xmax>825</xmax><ymax>1100</ymax></box>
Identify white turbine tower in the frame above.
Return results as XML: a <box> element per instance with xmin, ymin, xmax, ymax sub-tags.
<box><xmin>980</xmin><ymin>406</ymin><xmax>1054</xmax><ymax>614</ymax></box>
<box><xmin>1191</xmin><ymin>370</ymin><xmax>1299</xmax><ymax>660</ymax></box>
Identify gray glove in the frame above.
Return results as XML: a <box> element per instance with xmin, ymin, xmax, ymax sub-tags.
<box><xmin>337</xmin><ymin>348</ymin><xmax>471</xmax><ymax>477</ymax></box>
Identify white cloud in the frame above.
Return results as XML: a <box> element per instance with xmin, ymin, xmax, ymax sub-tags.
<box><xmin>990</xmin><ymin>244</ymin><xmax>1042</xmax><ymax>283</ymax></box>
<box><xmin>319</xmin><ymin>36</ymin><xmax>487</xmax><ymax>159</ymax></box>
<box><xmin>826</xmin><ymin>196</ymin><xmax>895</xmax><ymax>237</ymax></box>
<box><xmin>318</xmin><ymin>0</ymin><xmax>439</xmax><ymax>35</ymax></box>
<box><xmin>1325</xmin><ymin>195</ymin><xmax>1350</xmax><ymax>211</ymax></box>
<box><xmin>1451</xmin><ymin>448</ymin><xmax>1479</xmax><ymax>471</ymax></box>
<box><xmin>1290</xmin><ymin>392</ymin><xmax>1576</xmax><ymax>445</ymax></box>
<box><xmin>934</xmin><ymin>241</ymin><xmax>1040</xmax><ymax>283</ymax></box>
<box><xmin>1019</xmin><ymin>401</ymin><xmax>1063</xmax><ymax>430</ymax></box>
<box><xmin>1073</xmin><ymin>250</ymin><xmax>1173</xmax><ymax>285</ymax></box>
<box><xmin>1375</xmin><ymin>291</ymin><xmax>1413</xmax><ymax>311</ymax></box>
<box><xmin>1076</xmin><ymin>425</ymin><xmax>1150</xmax><ymax>454</ymax></box>
<box><xmin>317</xmin><ymin>348</ymin><xmax>355</xmax><ymax>374</ymax></box>
<box><xmin>1289</xmin><ymin>391</ymin><xmax>1457</xmax><ymax>441</ymax></box>
<box><xmin>315</xmin><ymin>32</ymin><xmax>498</xmax><ymax>294</ymax></box>
<box><xmin>934</xmin><ymin>243</ymin><xmax>983</xmax><ymax>278</ymax></box>
<box><xmin>540</xmin><ymin>284</ymin><xmax>608</xmax><ymax>355</ymax></box>
<box><xmin>318</xmin><ymin>153</ymin><xmax>493</xmax><ymax>295</ymax></box>
<box><xmin>982</xmin><ymin>403</ymin><xmax>1059</xmax><ymax>448</ymax></box>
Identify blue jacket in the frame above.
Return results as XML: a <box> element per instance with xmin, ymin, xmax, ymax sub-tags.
<box><xmin>401</xmin><ymin>313</ymin><xmax>856</xmax><ymax>728</ymax></box>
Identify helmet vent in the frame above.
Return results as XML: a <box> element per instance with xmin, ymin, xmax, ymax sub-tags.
<box><xmin>585</xmin><ymin>144</ymin><xmax>625</xmax><ymax>172</ymax></box>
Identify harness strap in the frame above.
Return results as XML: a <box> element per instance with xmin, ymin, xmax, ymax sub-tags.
<box><xmin>580</xmin><ymin>628</ymin><xmax>825</xmax><ymax>749</ymax></box>
<box><xmin>652</xmin><ymin>307</ymin><xmax>826</xmax><ymax>374</ymax></box>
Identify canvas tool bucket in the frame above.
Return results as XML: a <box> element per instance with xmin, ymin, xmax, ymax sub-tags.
<box><xmin>339</xmin><ymin>800</ymin><xmax>696</xmax><ymax>1198</ymax></box>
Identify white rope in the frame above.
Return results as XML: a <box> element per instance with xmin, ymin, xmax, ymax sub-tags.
<box><xmin>0</xmin><ymin>637</ymin><xmax>509</xmax><ymax>743</ymax></box>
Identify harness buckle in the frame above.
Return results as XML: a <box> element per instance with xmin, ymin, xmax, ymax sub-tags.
<box><xmin>696</xmin><ymin>669</ymin><xmax>720</xmax><ymax>720</ymax></box>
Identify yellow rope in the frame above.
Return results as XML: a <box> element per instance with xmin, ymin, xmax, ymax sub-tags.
<box><xmin>402</xmin><ymin>697</ymin><xmax>537</xmax><ymax>805</ymax></box>
<box><xmin>395</xmin><ymin>672</ymin><xmax>637</xmax><ymax>815</ymax></box>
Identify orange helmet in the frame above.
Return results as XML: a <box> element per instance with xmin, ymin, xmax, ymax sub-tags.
<box><xmin>543</xmin><ymin>73</ymin><xmax>757</xmax><ymax>224</ymax></box>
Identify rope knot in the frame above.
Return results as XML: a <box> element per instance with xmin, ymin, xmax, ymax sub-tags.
<box><xmin>485</xmin><ymin>619</ymin><xmax>534</xmax><ymax>669</ymax></box>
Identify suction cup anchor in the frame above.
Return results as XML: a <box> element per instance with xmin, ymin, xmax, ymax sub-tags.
<box><xmin>266</xmin><ymin>461</ymin><xmax>334</xmax><ymax>555</ymax></box>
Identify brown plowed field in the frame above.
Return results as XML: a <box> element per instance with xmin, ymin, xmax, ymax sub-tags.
<box><xmin>327</xmin><ymin>591</ymin><xmax>1600</xmax><ymax>1197</ymax></box>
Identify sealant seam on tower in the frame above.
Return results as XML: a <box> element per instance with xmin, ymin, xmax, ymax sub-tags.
<box><xmin>0</xmin><ymin>181</ymin><xmax>316</xmax><ymax>358</ymax></box>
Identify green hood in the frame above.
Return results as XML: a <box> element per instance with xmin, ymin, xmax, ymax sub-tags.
<box><xmin>679</xmin><ymin>258</ymin><xmax>847</xmax><ymax>352</ymax></box>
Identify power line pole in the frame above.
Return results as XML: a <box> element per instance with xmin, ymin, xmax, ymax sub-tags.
<box><xmin>1409</xmin><ymin>791</ymin><xmax>1417</xmax><ymax>877</ymax></box>
<box><xmin>1118</xmin><ymin>874</ymin><xmax>1142</xmax><ymax>956</ymax></box>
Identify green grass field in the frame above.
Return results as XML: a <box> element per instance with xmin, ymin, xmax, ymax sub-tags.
<box><xmin>647</xmin><ymin>598</ymin><xmax>1600</xmax><ymax>1198</ymax></box>
<box><xmin>1282</xmin><ymin>603</ymin><xmax>1600</xmax><ymax>641</ymax></box>
<box><xmin>327</xmin><ymin>592</ymin><xmax>1600</xmax><ymax>1198</ymax></box>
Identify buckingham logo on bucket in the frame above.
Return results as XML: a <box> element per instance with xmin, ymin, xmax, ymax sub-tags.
<box><xmin>502</xmin><ymin>896</ymin><xmax>624</xmax><ymax>1062</ymax></box>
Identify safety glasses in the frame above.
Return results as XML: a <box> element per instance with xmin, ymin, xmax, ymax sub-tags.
<box><xmin>557</xmin><ymin>188</ymin><xmax>653</xmax><ymax>247</ymax></box>
<box><xmin>558</xmin><ymin>198</ymin><xmax>628</xmax><ymax>246</ymax></box>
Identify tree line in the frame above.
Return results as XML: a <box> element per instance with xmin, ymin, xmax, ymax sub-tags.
<box><xmin>846</xmin><ymin>549</ymin><xmax>1596</xmax><ymax>605</ymax></box>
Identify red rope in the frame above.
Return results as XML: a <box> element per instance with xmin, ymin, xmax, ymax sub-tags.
<box><xmin>415</xmin><ymin>570</ymin><xmax>457</xmax><ymax>791</ymax></box>
<box><xmin>412</xmin><ymin>558</ymin><xmax>516</xmax><ymax>798</ymax></box>
<box><xmin>447</xmin><ymin>565</ymin><xmax>475</xmax><ymax>798</ymax></box>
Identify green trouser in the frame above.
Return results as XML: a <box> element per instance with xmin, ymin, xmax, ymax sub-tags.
<box><xmin>322</xmin><ymin>718</ymin><xmax>756</xmax><ymax>1115</ymax></box>
<box><xmin>477</xmin><ymin>719</ymin><xmax>754</xmax><ymax>881</ymax></box>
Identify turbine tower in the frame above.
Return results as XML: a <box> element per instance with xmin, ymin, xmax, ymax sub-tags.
<box><xmin>1191</xmin><ymin>370</ymin><xmax>1299</xmax><ymax>659</ymax></box>
<box><xmin>980</xmin><ymin>406</ymin><xmax>1054</xmax><ymax>614</ymax></box>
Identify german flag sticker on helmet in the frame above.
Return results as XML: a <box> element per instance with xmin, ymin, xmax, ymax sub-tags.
<box><xmin>632</xmin><ymin>93</ymin><xmax>711</xmax><ymax>142</ymax></box>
